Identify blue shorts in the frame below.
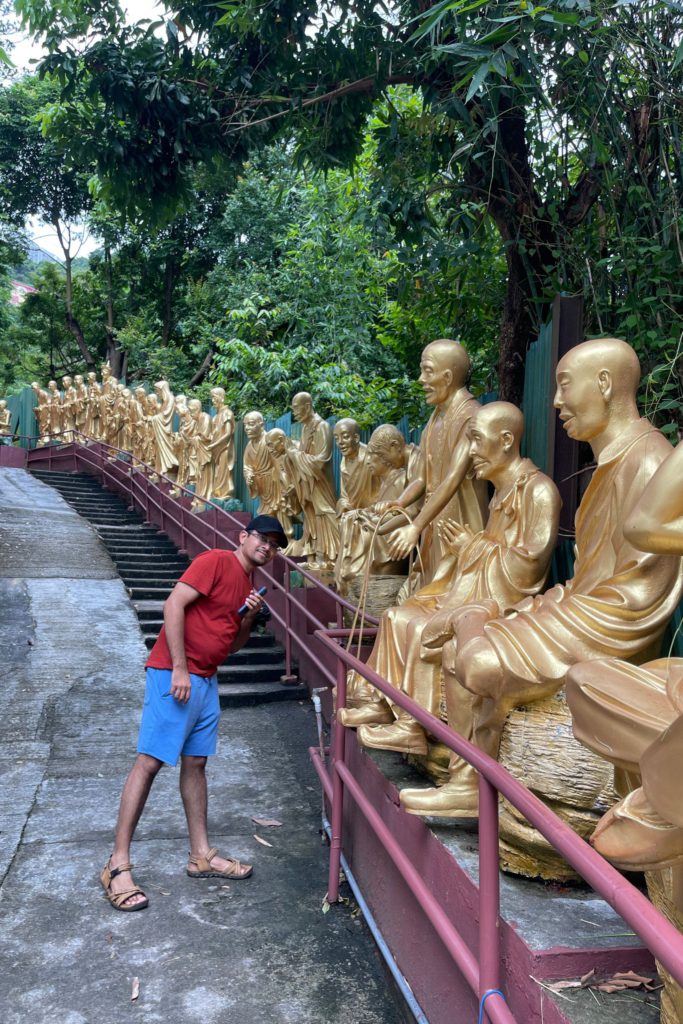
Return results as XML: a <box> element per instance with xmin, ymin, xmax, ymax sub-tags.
<box><xmin>137</xmin><ymin>668</ymin><xmax>220</xmax><ymax>766</ymax></box>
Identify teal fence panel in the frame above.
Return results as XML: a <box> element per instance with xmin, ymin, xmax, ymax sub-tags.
<box><xmin>521</xmin><ymin>321</ymin><xmax>554</xmax><ymax>473</ymax></box>
<box><xmin>5</xmin><ymin>386</ymin><xmax>38</xmax><ymax>447</ymax></box>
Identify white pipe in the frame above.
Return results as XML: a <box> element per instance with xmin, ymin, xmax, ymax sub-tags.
<box><xmin>321</xmin><ymin>816</ymin><xmax>429</xmax><ymax>1024</ymax></box>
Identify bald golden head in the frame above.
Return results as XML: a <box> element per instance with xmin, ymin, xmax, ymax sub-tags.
<box><xmin>554</xmin><ymin>338</ymin><xmax>641</xmax><ymax>446</ymax></box>
<box><xmin>557</xmin><ymin>338</ymin><xmax>641</xmax><ymax>397</ymax></box>
<box><xmin>419</xmin><ymin>339</ymin><xmax>470</xmax><ymax>406</ymax></box>
<box><xmin>473</xmin><ymin>402</ymin><xmax>524</xmax><ymax>446</ymax></box>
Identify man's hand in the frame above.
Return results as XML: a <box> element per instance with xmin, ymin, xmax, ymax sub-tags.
<box><xmin>388</xmin><ymin>523</ymin><xmax>420</xmax><ymax>560</ymax></box>
<box><xmin>439</xmin><ymin>518</ymin><xmax>473</xmax><ymax>555</ymax></box>
<box><xmin>170</xmin><ymin>666</ymin><xmax>192</xmax><ymax>704</ymax></box>
<box><xmin>241</xmin><ymin>588</ymin><xmax>266</xmax><ymax>619</ymax></box>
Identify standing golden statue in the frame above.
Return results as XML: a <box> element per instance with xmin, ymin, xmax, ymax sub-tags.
<box><xmin>208</xmin><ymin>387</ymin><xmax>235</xmax><ymax>500</ymax></box>
<box><xmin>100</xmin><ymin>373</ymin><xmax>119</xmax><ymax>447</ymax></box>
<box><xmin>334</xmin><ymin>418</ymin><xmax>374</xmax><ymax>513</ymax></box>
<box><xmin>400</xmin><ymin>338</ymin><xmax>682</xmax><ymax>818</ymax></box>
<box><xmin>375</xmin><ymin>340</ymin><xmax>487</xmax><ymax>594</ymax></box>
<box><xmin>334</xmin><ymin>424</ymin><xmax>423</xmax><ymax>592</ymax></box>
<box><xmin>189</xmin><ymin>398</ymin><xmax>213</xmax><ymax>506</ymax></box>
<box><xmin>129</xmin><ymin>386</ymin><xmax>148</xmax><ymax>464</ymax></box>
<box><xmin>31</xmin><ymin>383</ymin><xmax>51</xmax><ymax>446</ymax></box>
<box><xmin>73</xmin><ymin>374</ymin><xmax>88</xmax><ymax>442</ymax></box>
<box><xmin>243</xmin><ymin>411</ymin><xmax>294</xmax><ymax>539</ymax></box>
<box><xmin>84</xmin><ymin>371</ymin><xmax>102</xmax><ymax>439</ymax></box>
<box><xmin>61</xmin><ymin>375</ymin><xmax>77</xmax><ymax>441</ymax></box>
<box><xmin>47</xmin><ymin>380</ymin><xmax>62</xmax><ymax>439</ymax></box>
<box><xmin>280</xmin><ymin>393</ymin><xmax>339</xmax><ymax>568</ymax></box>
<box><xmin>169</xmin><ymin>396</ymin><xmax>195</xmax><ymax>496</ymax></box>
<box><xmin>150</xmin><ymin>380</ymin><xmax>179</xmax><ymax>479</ymax></box>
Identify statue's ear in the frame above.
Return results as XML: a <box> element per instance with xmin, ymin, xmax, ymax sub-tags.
<box><xmin>598</xmin><ymin>368</ymin><xmax>612</xmax><ymax>400</ymax></box>
<box><xmin>501</xmin><ymin>429</ymin><xmax>514</xmax><ymax>452</ymax></box>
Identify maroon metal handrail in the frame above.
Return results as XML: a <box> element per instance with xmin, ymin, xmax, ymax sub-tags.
<box><xmin>311</xmin><ymin>627</ymin><xmax>683</xmax><ymax>1022</ymax></box>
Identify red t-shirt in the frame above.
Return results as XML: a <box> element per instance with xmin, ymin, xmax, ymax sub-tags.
<box><xmin>146</xmin><ymin>549</ymin><xmax>252</xmax><ymax>677</ymax></box>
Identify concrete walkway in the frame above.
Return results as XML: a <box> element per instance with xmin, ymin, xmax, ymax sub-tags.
<box><xmin>0</xmin><ymin>467</ymin><xmax>406</xmax><ymax>1024</ymax></box>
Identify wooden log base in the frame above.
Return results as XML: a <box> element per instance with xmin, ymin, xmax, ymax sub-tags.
<box><xmin>498</xmin><ymin>690</ymin><xmax>617</xmax><ymax>881</ymax></box>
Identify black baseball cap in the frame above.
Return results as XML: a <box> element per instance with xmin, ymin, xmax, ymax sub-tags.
<box><xmin>245</xmin><ymin>514</ymin><xmax>288</xmax><ymax>549</ymax></box>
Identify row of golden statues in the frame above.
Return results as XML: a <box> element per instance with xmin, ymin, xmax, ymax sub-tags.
<box><xmin>24</xmin><ymin>338</ymin><xmax>683</xmax><ymax>1017</ymax></box>
<box><xmin>28</xmin><ymin>341</ymin><xmax>683</xmax><ymax>889</ymax></box>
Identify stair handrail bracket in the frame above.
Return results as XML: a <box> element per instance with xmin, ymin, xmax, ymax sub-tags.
<box><xmin>313</xmin><ymin>626</ymin><xmax>683</xmax><ymax>1023</ymax></box>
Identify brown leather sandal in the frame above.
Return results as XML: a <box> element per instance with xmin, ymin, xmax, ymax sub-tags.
<box><xmin>100</xmin><ymin>859</ymin><xmax>149</xmax><ymax>912</ymax></box>
<box><xmin>187</xmin><ymin>846</ymin><xmax>253</xmax><ymax>880</ymax></box>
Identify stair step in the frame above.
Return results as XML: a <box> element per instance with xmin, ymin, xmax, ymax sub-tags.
<box><xmin>128</xmin><ymin>586</ymin><xmax>174</xmax><ymax>600</ymax></box>
<box><xmin>115</xmin><ymin>565</ymin><xmax>188</xmax><ymax>573</ymax></box>
<box><xmin>218</xmin><ymin>682</ymin><xmax>307</xmax><ymax>708</ymax></box>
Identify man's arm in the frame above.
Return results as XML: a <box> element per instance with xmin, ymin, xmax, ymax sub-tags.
<box><xmin>164</xmin><ymin>581</ymin><xmax>202</xmax><ymax>703</ymax></box>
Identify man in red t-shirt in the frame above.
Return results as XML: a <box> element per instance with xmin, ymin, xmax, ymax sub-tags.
<box><xmin>100</xmin><ymin>515</ymin><xmax>287</xmax><ymax>912</ymax></box>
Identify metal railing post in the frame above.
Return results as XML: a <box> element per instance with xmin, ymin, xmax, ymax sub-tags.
<box><xmin>327</xmin><ymin>648</ymin><xmax>347</xmax><ymax>903</ymax></box>
<box><xmin>478</xmin><ymin>775</ymin><xmax>502</xmax><ymax>1020</ymax></box>
<box><xmin>284</xmin><ymin>567</ymin><xmax>293</xmax><ymax>677</ymax></box>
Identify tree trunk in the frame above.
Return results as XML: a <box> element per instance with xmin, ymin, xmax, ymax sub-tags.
<box><xmin>161</xmin><ymin>256</ymin><xmax>176</xmax><ymax>346</ymax></box>
<box><xmin>188</xmin><ymin>346</ymin><xmax>215</xmax><ymax>387</ymax></box>
<box><xmin>496</xmin><ymin>245</ymin><xmax>534</xmax><ymax>405</ymax></box>
<box><xmin>56</xmin><ymin>222</ymin><xmax>97</xmax><ymax>371</ymax></box>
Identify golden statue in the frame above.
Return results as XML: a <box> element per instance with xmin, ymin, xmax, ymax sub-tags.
<box><xmin>243</xmin><ymin>411</ymin><xmax>294</xmax><ymax>539</ymax></box>
<box><xmin>189</xmin><ymin>398</ymin><xmax>213</xmax><ymax>506</ymax></box>
<box><xmin>279</xmin><ymin>393</ymin><xmax>339</xmax><ymax>568</ymax></box>
<box><xmin>334</xmin><ymin>424</ymin><xmax>423</xmax><ymax>592</ymax></box>
<box><xmin>170</xmin><ymin>395</ymin><xmax>196</xmax><ymax>496</ymax></box>
<box><xmin>567</xmin><ymin>436</ymin><xmax>683</xmax><ymax>871</ymax></box>
<box><xmin>399</xmin><ymin>338</ymin><xmax>683</xmax><ymax>818</ymax></box>
<box><xmin>150</xmin><ymin>380</ymin><xmax>179</xmax><ymax>478</ymax></box>
<box><xmin>100</xmin><ymin>373</ymin><xmax>119</xmax><ymax>447</ymax></box>
<box><xmin>31</xmin><ymin>383</ymin><xmax>51</xmax><ymax>446</ymax></box>
<box><xmin>376</xmin><ymin>340</ymin><xmax>488</xmax><ymax>594</ymax></box>
<box><xmin>118</xmin><ymin>387</ymin><xmax>134</xmax><ymax>453</ymax></box>
<box><xmin>0</xmin><ymin>399</ymin><xmax>12</xmax><ymax>442</ymax></box>
<box><xmin>143</xmin><ymin>393</ymin><xmax>160</xmax><ymax>468</ymax></box>
<box><xmin>130</xmin><ymin>386</ymin><xmax>148</xmax><ymax>464</ymax></box>
<box><xmin>84</xmin><ymin>371</ymin><xmax>102</xmax><ymax>439</ymax></box>
<box><xmin>61</xmin><ymin>375</ymin><xmax>77</xmax><ymax>441</ymax></box>
<box><xmin>47</xmin><ymin>380</ymin><xmax>62</xmax><ymax>439</ymax></box>
<box><xmin>334</xmin><ymin>418</ymin><xmax>375</xmax><ymax>513</ymax></box>
<box><xmin>73</xmin><ymin>374</ymin><xmax>88</xmax><ymax>442</ymax></box>
<box><xmin>341</xmin><ymin>405</ymin><xmax>560</xmax><ymax>759</ymax></box>
<box><xmin>208</xmin><ymin>387</ymin><xmax>236</xmax><ymax>500</ymax></box>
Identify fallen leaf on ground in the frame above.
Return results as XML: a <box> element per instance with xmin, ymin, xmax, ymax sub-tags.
<box><xmin>251</xmin><ymin>818</ymin><xmax>282</xmax><ymax>828</ymax></box>
<box><xmin>253</xmin><ymin>834</ymin><xmax>273</xmax><ymax>847</ymax></box>
<box><xmin>322</xmin><ymin>896</ymin><xmax>331</xmax><ymax>914</ymax></box>
<box><xmin>544</xmin><ymin>968</ymin><xmax>658</xmax><ymax>996</ymax></box>
<box><xmin>131</xmin><ymin>978</ymin><xmax>140</xmax><ymax>1002</ymax></box>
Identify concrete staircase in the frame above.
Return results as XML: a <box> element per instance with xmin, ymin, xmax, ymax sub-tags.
<box><xmin>31</xmin><ymin>469</ymin><xmax>306</xmax><ymax>707</ymax></box>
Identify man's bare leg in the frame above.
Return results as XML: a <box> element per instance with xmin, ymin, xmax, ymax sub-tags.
<box><xmin>180</xmin><ymin>755</ymin><xmax>252</xmax><ymax>875</ymax></box>
<box><xmin>106</xmin><ymin>753</ymin><xmax>163</xmax><ymax>907</ymax></box>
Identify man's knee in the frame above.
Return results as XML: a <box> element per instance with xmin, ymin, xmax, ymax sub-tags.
<box><xmin>457</xmin><ymin>638</ymin><xmax>503</xmax><ymax>699</ymax></box>
<box><xmin>181</xmin><ymin>754</ymin><xmax>208</xmax><ymax>771</ymax></box>
<box><xmin>135</xmin><ymin>752</ymin><xmax>163</xmax><ymax>777</ymax></box>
